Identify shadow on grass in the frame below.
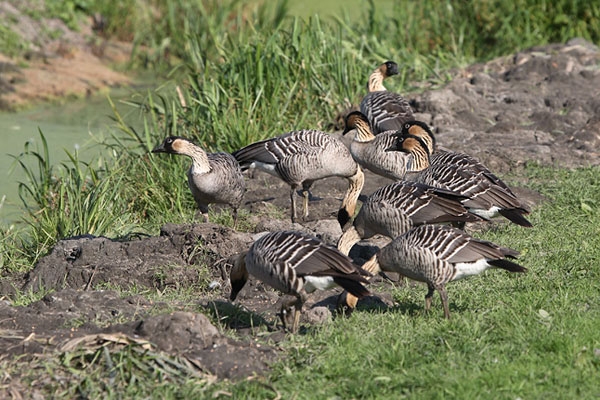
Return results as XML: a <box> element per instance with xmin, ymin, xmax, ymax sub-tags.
<box><xmin>202</xmin><ymin>299</ymin><xmax>278</xmax><ymax>332</ymax></box>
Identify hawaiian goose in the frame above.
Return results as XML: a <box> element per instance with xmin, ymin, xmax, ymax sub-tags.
<box><xmin>230</xmin><ymin>230</ymin><xmax>370</xmax><ymax>333</ymax></box>
<box><xmin>360</xmin><ymin>61</ymin><xmax>414</xmax><ymax>134</ymax></box>
<box><xmin>342</xmin><ymin>111</ymin><xmax>409</xmax><ymax>181</ymax></box>
<box><xmin>152</xmin><ymin>136</ymin><xmax>246</xmax><ymax>228</ymax></box>
<box><xmin>401</xmin><ymin>120</ymin><xmax>517</xmax><ymax>194</ymax></box>
<box><xmin>388</xmin><ymin>125</ymin><xmax>532</xmax><ymax>227</ymax></box>
<box><xmin>232</xmin><ymin>130</ymin><xmax>364</xmax><ymax>228</ymax></box>
<box><xmin>360</xmin><ymin>224</ymin><xmax>526</xmax><ymax>318</ymax></box>
<box><xmin>337</xmin><ymin>180</ymin><xmax>480</xmax><ymax>256</ymax></box>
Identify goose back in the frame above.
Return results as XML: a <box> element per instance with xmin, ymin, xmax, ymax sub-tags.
<box><xmin>356</xmin><ymin>181</ymin><xmax>476</xmax><ymax>239</ymax></box>
<box><xmin>233</xmin><ymin>130</ymin><xmax>358</xmax><ymax>186</ymax></box>
<box><xmin>360</xmin><ymin>92</ymin><xmax>414</xmax><ymax>135</ymax></box>
<box><xmin>337</xmin><ymin>181</ymin><xmax>478</xmax><ymax>257</ymax></box>
<box><xmin>231</xmin><ymin>231</ymin><xmax>370</xmax><ymax>303</ymax></box>
<box><xmin>377</xmin><ymin>224</ymin><xmax>525</xmax><ymax>286</ymax></box>
<box><xmin>393</xmin><ymin>127</ymin><xmax>532</xmax><ymax>227</ymax></box>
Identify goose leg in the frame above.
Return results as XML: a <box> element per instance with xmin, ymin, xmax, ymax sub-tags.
<box><xmin>301</xmin><ymin>182</ymin><xmax>313</xmax><ymax>220</ymax></box>
<box><xmin>280</xmin><ymin>295</ymin><xmax>303</xmax><ymax>333</ymax></box>
<box><xmin>290</xmin><ymin>187</ymin><xmax>297</xmax><ymax>222</ymax></box>
<box><xmin>291</xmin><ymin>296</ymin><xmax>304</xmax><ymax>333</ymax></box>
<box><xmin>232</xmin><ymin>207</ymin><xmax>239</xmax><ymax>230</ymax></box>
<box><xmin>425</xmin><ymin>283</ymin><xmax>435</xmax><ymax>312</ymax></box>
<box><xmin>302</xmin><ymin>189</ymin><xmax>309</xmax><ymax>219</ymax></box>
<box><xmin>195</xmin><ymin>205</ymin><xmax>210</xmax><ymax>224</ymax></box>
<box><xmin>438</xmin><ymin>285</ymin><xmax>451</xmax><ymax>319</ymax></box>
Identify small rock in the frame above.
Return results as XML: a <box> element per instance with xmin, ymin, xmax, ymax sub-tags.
<box><xmin>305</xmin><ymin>306</ymin><xmax>332</xmax><ymax>325</ymax></box>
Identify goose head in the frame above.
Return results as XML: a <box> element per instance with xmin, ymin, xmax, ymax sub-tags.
<box><xmin>342</xmin><ymin>111</ymin><xmax>372</xmax><ymax>137</ymax></box>
<box><xmin>380</xmin><ymin>60</ymin><xmax>399</xmax><ymax>77</ymax></box>
<box><xmin>152</xmin><ymin>136</ymin><xmax>190</xmax><ymax>155</ymax></box>
<box><xmin>229</xmin><ymin>252</ymin><xmax>249</xmax><ymax>301</ymax></box>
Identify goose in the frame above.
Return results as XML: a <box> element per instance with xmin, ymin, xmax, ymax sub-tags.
<box><xmin>342</xmin><ymin>111</ymin><xmax>409</xmax><ymax>181</ymax></box>
<box><xmin>232</xmin><ymin>130</ymin><xmax>364</xmax><ymax>228</ymax></box>
<box><xmin>230</xmin><ymin>230</ymin><xmax>370</xmax><ymax>333</ymax></box>
<box><xmin>337</xmin><ymin>181</ymin><xmax>481</xmax><ymax>311</ymax></box>
<box><xmin>337</xmin><ymin>180</ymin><xmax>480</xmax><ymax>256</ymax></box>
<box><xmin>401</xmin><ymin>120</ymin><xmax>516</xmax><ymax>194</ymax></box>
<box><xmin>388</xmin><ymin>125</ymin><xmax>532</xmax><ymax>227</ymax></box>
<box><xmin>359</xmin><ymin>224</ymin><xmax>526</xmax><ymax>318</ymax></box>
<box><xmin>360</xmin><ymin>61</ymin><xmax>414</xmax><ymax>134</ymax></box>
<box><xmin>152</xmin><ymin>136</ymin><xmax>246</xmax><ymax>228</ymax></box>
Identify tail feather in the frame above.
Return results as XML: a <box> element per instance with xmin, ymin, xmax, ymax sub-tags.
<box><xmin>499</xmin><ymin>208</ymin><xmax>533</xmax><ymax>227</ymax></box>
<box><xmin>488</xmin><ymin>258</ymin><xmax>527</xmax><ymax>273</ymax></box>
<box><xmin>333</xmin><ymin>277</ymin><xmax>370</xmax><ymax>298</ymax></box>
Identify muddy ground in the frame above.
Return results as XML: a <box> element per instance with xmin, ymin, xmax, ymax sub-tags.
<box><xmin>1</xmin><ymin>39</ymin><xmax>600</xmax><ymax>390</ymax></box>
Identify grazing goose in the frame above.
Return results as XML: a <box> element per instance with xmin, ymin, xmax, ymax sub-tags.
<box><xmin>337</xmin><ymin>181</ymin><xmax>480</xmax><ymax>256</ymax></box>
<box><xmin>337</xmin><ymin>181</ymin><xmax>481</xmax><ymax>311</ymax></box>
<box><xmin>230</xmin><ymin>230</ymin><xmax>370</xmax><ymax>333</ymax></box>
<box><xmin>360</xmin><ymin>61</ymin><xmax>414</xmax><ymax>134</ymax></box>
<box><xmin>388</xmin><ymin>126</ymin><xmax>532</xmax><ymax>227</ymax></box>
<box><xmin>342</xmin><ymin>111</ymin><xmax>409</xmax><ymax>181</ymax></box>
<box><xmin>359</xmin><ymin>224</ymin><xmax>526</xmax><ymax>318</ymax></box>
<box><xmin>152</xmin><ymin>136</ymin><xmax>246</xmax><ymax>228</ymax></box>
<box><xmin>402</xmin><ymin>120</ymin><xmax>516</xmax><ymax>194</ymax></box>
<box><xmin>232</xmin><ymin>130</ymin><xmax>364</xmax><ymax>228</ymax></box>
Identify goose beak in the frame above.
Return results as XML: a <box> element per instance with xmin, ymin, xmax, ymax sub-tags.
<box><xmin>151</xmin><ymin>143</ymin><xmax>166</xmax><ymax>153</ymax></box>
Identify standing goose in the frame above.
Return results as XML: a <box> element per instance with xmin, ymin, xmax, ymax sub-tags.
<box><xmin>342</xmin><ymin>111</ymin><xmax>409</xmax><ymax>181</ymax></box>
<box><xmin>360</xmin><ymin>61</ymin><xmax>414</xmax><ymax>134</ymax></box>
<box><xmin>388</xmin><ymin>127</ymin><xmax>532</xmax><ymax>227</ymax></box>
<box><xmin>152</xmin><ymin>136</ymin><xmax>246</xmax><ymax>228</ymax></box>
<box><xmin>230</xmin><ymin>230</ymin><xmax>370</xmax><ymax>333</ymax></box>
<box><xmin>359</xmin><ymin>224</ymin><xmax>526</xmax><ymax>318</ymax></box>
<box><xmin>337</xmin><ymin>181</ymin><xmax>480</xmax><ymax>256</ymax></box>
<box><xmin>232</xmin><ymin>130</ymin><xmax>364</xmax><ymax>228</ymax></box>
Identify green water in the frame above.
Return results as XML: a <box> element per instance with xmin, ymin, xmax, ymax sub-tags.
<box><xmin>0</xmin><ymin>90</ymin><xmax>144</xmax><ymax>225</ymax></box>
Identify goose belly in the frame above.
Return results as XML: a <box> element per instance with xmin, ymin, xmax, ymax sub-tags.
<box><xmin>467</xmin><ymin>206</ymin><xmax>501</xmax><ymax>220</ymax></box>
<box><xmin>452</xmin><ymin>259</ymin><xmax>491</xmax><ymax>281</ymax></box>
<box><xmin>303</xmin><ymin>275</ymin><xmax>336</xmax><ymax>293</ymax></box>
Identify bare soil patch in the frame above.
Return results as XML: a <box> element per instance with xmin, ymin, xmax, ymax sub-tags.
<box><xmin>1</xmin><ymin>39</ymin><xmax>600</xmax><ymax>391</ymax></box>
<box><xmin>0</xmin><ymin>1</ymin><xmax>132</xmax><ymax>110</ymax></box>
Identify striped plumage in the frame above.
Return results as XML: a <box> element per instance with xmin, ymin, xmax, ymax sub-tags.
<box><xmin>232</xmin><ymin>130</ymin><xmax>364</xmax><ymax>228</ymax></box>
<box><xmin>390</xmin><ymin>123</ymin><xmax>532</xmax><ymax>227</ymax></box>
<box><xmin>342</xmin><ymin>111</ymin><xmax>409</xmax><ymax>181</ymax></box>
<box><xmin>152</xmin><ymin>136</ymin><xmax>246</xmax><ymax>228</ymax></box>
<box><xmin>360</xmin><ymin>61</ymin><xmax>414</xmax><ymax>134</ymax></box>
<box><xmin>337</xmin><ymin>181</ymin><xmax>480</xmax><ymax>256</ymax></box>
<box><xmin>403</xmin><ymin>120</ymin><xmax>515</xmax><ymax>193</ymax></box>
<box><xmin>361</xmin><ymin>224</ymin><xmax>526</xmax><ymax>318</ymax></box>
<box><xmin>230</xmin><ymin>231</ymin><xmax>370</xmax><ymax>332</ymax></box>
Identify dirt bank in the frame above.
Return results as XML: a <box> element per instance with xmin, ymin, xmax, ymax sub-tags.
<box><xmin>0</xmin><ymin>1</ymin><xmax>132</xmax><ymax>110</ymax></box>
